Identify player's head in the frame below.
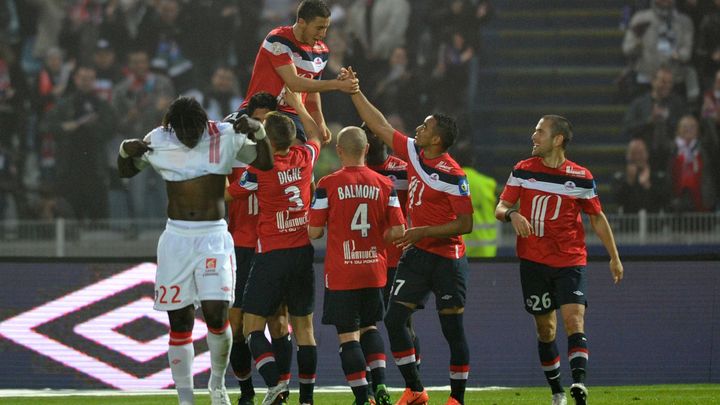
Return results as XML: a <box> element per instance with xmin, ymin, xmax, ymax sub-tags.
<box><xmin>414</xmin><ymin>114</ymin><xmax>458</xmax><ymax>151</ymax></box>
<box><xmin>247</xmin><ymin>92</ymin><xmax>278</xmax><ymax>122</ymax></box>
<box><xmin>296</xmin><ymin>0</ymin><xmax>331</xmax><ymax>45</ymax></box>
<box><xmin>264</xmin><ymin>111</ymin><xmax>296</xmax><ymax>151</ymax></box>
<box><xmin>163</xmin><ymin>96</ymin><xmax>208</xmax><ymax>149</ymax></box>
<box><xmin>337</xmin><ymin>126</ymin><xmax>368</xmax><ymax>164</ymax></box>
<box><xmin>532</xmin><ymin>115</ymin><xmax>573</xmax><ymax>156</ymax></box>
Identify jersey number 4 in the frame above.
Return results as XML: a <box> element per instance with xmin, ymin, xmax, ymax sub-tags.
<box><xmin>351</xmin><ymin>203</ymin><xmax>370</xmax><ymax>237</ymax></box>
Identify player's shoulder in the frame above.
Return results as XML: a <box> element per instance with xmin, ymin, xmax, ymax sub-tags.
<box><xmin>427</xmin><ymin>153</ymin><xmax>466</xmax><ymax>177</ymax></box>
<box><xmin>563</xmin><ymin>159</ymin><xmax>594</xmax><ymax>180</ymax></box>
<box><xmin>143</xmin><ymin>125</ymin><xmax>169</xmax><ymax>144</ymax></box>
<box><xmin>385</xmin><ymin>155</ymin><xmax>408</xmax><ymax>170</ymax></box>
<box><xmin>266</xmin><ymin>25</ymin><xmax>293</xmax><ymax>40</ymax></box>
<box><xmin>513</xmin><ymin>156</ymin><xmax>541</xmax><ymax>171</ymax></box>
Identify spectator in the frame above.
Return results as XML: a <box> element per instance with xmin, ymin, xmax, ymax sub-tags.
<box><xmin>622</xmin><ymin>0</ymin><xmax>697</xmax><ymax>101</ymax></box>
<box><xmin>432</xmin><ymin>30</ymin><xmax>475</xmax><ymax>113</ymax></box>
<box><xmin>59</xmin><ymin>0</ymin><xmax>130</xmax><ymax>65</ymax></box>
<box><xmin>0</xmin><ymin>143</ymin><xmax>21</xmax><ymax>221</ymax></box>
<box><xmin>0</xmin><ymin>42</ymin><xmax>30</xmax><ymax>152</ymax></box>
<box><xmin>701</xmin><ymin>68</ymin><xmax>720</xmax><ymax>130</ymax></box>
<box><xmin>41</xmin><ymin>65</ymin><xmax>117</xmax><ymax>221</ymax></box>
<box><xmin>695</xmin><ymin>0</ymin><xmax>720</xmax><ymax>88</ymax></box>
<box><xmin>372</xmin><ymin>46</ymin><xmax>420</xmax><ymax>127</ymax></box>
<box><xmin>670</xmin><ymin>114</ymin><xmax>717</xmax><ymax>211</ymax></box>
<box><xmin>112</xmin><ymin>48</ymin><xmax>174</xmax><ymax>219</ymax></box>
<box><xmin>613</xmin><ymin>137</ymin><xmax>670</xmax><ymax>213</ymax></box>
<box><xmin>320</xmin><ymin>31</ymin><xmax>357</xmax><ymax>127</ymax></box>
<box><xmin>622</xmin><ymin>66</ymin><xmax>687</xmax><ymax>170</ymax></box>
<box><xmin>135</xmin><ymin>0</ymin><xmax>196</xmax><ymax>92</ymax></box>
<box><xmin>185</xmin><ymin>66</ymin><xmax>243</xmax><ymax>122</ymax></box>
<box><xmin>91</xmin><ymin>38</ymin><xmax>123</xmax><ymax>102</ymax></box>
<box><xmin>344</xmin><ymin>0</ymin><xmax>410</xmax><ymax>90</ymax></box>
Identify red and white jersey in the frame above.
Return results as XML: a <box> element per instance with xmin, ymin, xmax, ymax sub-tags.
<box><xmin>239</xmin><ymin>142</ymin><xmax>320</xmax><ymax>253</ymax></box>
<box><xmin>499</xmin><ymin>157</ymin><xmax>602</xmax><ymax>267</ymax></box>
<box><xmin>227</xmin><ymin>163</ymin><xmax>258</xmax><ymax>248</ymax></box>
<box><xmin>240</xmin><ymin>26</ymin><xmax>329</xmax><ymax>115</ymax></box>
<box><xmin>368</xmin><ymin>155</ymin><xmax>408</xmax><ymax>267</ymax></box>
<box><xmin>135</xmin><ymin>121</ymin><xmax>257</xmax><ymax>181</ymax></box>
<box><xmin>392</xmin><ymin>131</ymin><xmax>473</xmax><ymax>259</ymax></box>
<box><xmin>310</xmin><ymin>166</ymin><xmax>405</xmax><ymax>290</ymax></box>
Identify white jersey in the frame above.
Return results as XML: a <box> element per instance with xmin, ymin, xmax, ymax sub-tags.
<box><xmin>134</xmin><ymin>121</ymin><xmax>257</xmax><ymax>181</ymax></box>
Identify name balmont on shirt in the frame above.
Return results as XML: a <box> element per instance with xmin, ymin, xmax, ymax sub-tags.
<box><xmin>337</xmin><ymin>185</ymin><xmax>380</xmax><ymax>200</ymax></box>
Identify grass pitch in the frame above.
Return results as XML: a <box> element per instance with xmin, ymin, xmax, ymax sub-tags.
<box><xmin>1</xmin><ymin>384</ymin><xmax>719</xmax><ymax>404</ymax></box>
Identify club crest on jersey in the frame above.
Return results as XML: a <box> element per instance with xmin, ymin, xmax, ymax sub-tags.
<box><xmin>270</xmin><ymin>42</ymin><xmax>284</xmax><ymax>55</ymax></box>
<box><xmin>565</xmin><ymin>166</ymin><xmax>586</xmax><ymax>177</ymax></box>
<box><xmin>313</xmin><ymin>57</ymin><xmax>324</xmax><ymax>66</ymax></box>
<box><xmin>459</xmin><ymin>178</ymin><xmax>470</xmax><ymax>196</ymax></box>
<box><xmin>564</xmin><ymin>181</ymin><xmax>576</xmax><ymax>190</ymax></box>
<box><xmin>205</xmin><ymin>258</ymin><xmax>217</xmax><ymax>270</ymax></box>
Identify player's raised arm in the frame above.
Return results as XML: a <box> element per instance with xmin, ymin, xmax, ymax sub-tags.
<box><xmin>346</xmin><ymin>67</ymin><xmax>396</xmax><ymax>148</ymax></box>
<box><xmin>275</xmin><ymin>63</ymin><xmax>358</xmax><ymax>94</ymax></box>
<box><xmin>232</xmin><ymin>114</ymin><xmax>274</xmax><ymax>171</ymax></box>
<box><xmin>282</xmin><ymin>86</ymin><xmax>323</xmax><ymax>147</ymax></box>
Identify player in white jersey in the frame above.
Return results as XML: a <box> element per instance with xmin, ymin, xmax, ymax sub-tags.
<box><xmin>118</xmin><ymin>96</ymin><xmax>273</xmax><ymax>405</ymax></box>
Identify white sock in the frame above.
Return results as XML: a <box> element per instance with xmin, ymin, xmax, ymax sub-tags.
<box><xmin>206</xmin><ymin>322</ymin><xmax>232</xmax><ymax>390</ymax></box>
<box><xmin>168</xmin><ymin>338</ymin><xmax>195</xmax><ymax>404</ymax></box>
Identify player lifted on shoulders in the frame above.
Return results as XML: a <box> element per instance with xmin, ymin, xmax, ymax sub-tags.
<box><xmin>118</xmin><ymin>96</ymin><xmax>273</xmax><ymax>405</ymax></box>
<box><xmin>495</xmin><ymin>115</ymin><xmax>623</xmax><ymax>405</ymax></box>
<box><xmin>346</xmin><ymin>68</ymin><xmax>474</xmax><ymax>405</ymax></box>
<box><xmin>309</xmin><ymin>126</ymin><xmax>405</xmax><ymax>405</ymax></box>
<box><xmin>238</xmin><ymin>0</ymin><xmax>357</xmax><ymax>143</ymax></box>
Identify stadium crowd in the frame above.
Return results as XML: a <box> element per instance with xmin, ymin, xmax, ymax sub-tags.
<box><xmin>0</xmin><ymin>0</ymin><xmax>493</xmax><ymax>222</ymax></box>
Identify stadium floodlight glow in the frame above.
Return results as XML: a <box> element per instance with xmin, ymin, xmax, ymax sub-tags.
<box><xmin>0</xmin><ymin>263</ymin><xmax>211</xmax><ymax>390</ymax></box>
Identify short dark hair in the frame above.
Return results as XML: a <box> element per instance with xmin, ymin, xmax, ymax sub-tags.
<box><xmin>163</xmin><ymin>96</ymin><xmax>208</xmax><ymax>134</ymax></box>
<box><xmin>542</xmin><ymin>114</ymin><xmax>573</xmax><ymax>148</ymax></box>
<box><xmin>247</xmin><ymin>92</ymin><xmax>278</xmax><ymax>116</ymax></box>
<box><xmin>297</xmin><ymin>0</ymin><xmax>331</xmax><ymax>22</ymax></box>
<box><xmin>264</xmin><ymin>112</ymin><xmax>295</xmax><ymax>150</ymax></box>
<box><xmin>432</xmin><ymin>113</ymin><xmax>459</xmax><ymax>150</ymax></box>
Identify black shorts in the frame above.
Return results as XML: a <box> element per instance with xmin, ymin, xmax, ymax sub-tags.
<box><xmin>519</xmin><ymin>259</ymin><xmax>588</xmax><ymax>315</ymax></box>
<box><xmin>232</xmin><ymin>246</ymin><xmax>255</xmax><ymax>309</ymax></box>
<box><xmin>383</xmin><ymin>266</ymin><xmax>398</xmax><ymax>307</ymax></box>
<box><xmin>322</xmin><ymin>287</ymin><xmax>385</xmax><ymax>334</ymax></box>
<box><xmin>235</xmin><ymin>108</ymin><xmax>306</xmax><ymax>143</ymax></box>
<box><xmin>242</xmin><ymin>244</ymin><xmax>315</xmax><ymax>317</ymax></box>
<box><xmin>389</xmin><ymin>247</ymin><xmax>468</xmax><ymax>311</ymax></box>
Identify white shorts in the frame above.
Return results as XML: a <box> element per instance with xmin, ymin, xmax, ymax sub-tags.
<box><xmin>154</xmin><ymin>219</ymin><xmax>236</xmax><ymax>311</ymax></box>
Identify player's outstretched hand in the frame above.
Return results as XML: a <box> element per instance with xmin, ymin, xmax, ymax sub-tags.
<box><xmin>282</xmin><ymin>86</ymin><xmax>302</xmax><ymax>110</ymax></box>
<box><xmin>510</xmin><ymin>211</ymin><xmax>534</xmax><ymax>237</ymax></box>
<box><xmin>121</xmin><ymin>139</ymin><xmax>152</xmax><ymax>158</ymax></box>
<box><xmin>337</xmin><ymin>66</ymin><xmax>359</xmax><ymax>94</ymax></box>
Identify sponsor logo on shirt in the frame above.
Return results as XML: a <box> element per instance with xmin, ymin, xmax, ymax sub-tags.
<box><xmin>343</xmin><ymin>240</ymin><xmax>379</xmax><ymax>264</ymax></box>
<box><xmin>205</xmin><ymin>258</ymin><xmax>217</xmax><ymax>270</ymax></box>
<box><xmin>435</xmin><ymin>161</ymin><xmax>453</xmax><ymax>172</ymax></box>
<box><xmin>566</xmin><ymin>166</ymin><xmax>586</xmax><ymax>177</ymax></box>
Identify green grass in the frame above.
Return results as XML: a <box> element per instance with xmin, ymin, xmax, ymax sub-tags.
<box><xmin>1</xmin><ymin>385</ymin><xmax>720</xmax><ymax>404</ymax></box>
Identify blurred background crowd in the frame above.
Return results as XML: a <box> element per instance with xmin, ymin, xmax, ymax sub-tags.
<box><xmin>0</xmin><ymin>0</ymin><xmax>718</xmax><ymax>226</ymax></box>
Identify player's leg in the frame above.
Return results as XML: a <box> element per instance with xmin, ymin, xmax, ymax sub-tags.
<box><xmin>242</xmin><ymin>251</ymin><xmax>287</xmax><ymax>400</ymax></box>
<box><xmin>521</xmin><ymin>260</ymin><xmax>565</xmax><ymax>403</ymax></box>
<box><xmin>287</xmin><ymin>245</ymin><xmax>317</xmax><ymax>405</ymax></box>
<box><xmin>167</xmin><ymin>306</ymin><xmax>197</xmax><ymax>405</ymax></box>
<box><xmin>229</xmin><ymin>247</ymin><xmax>255</xmax><ymax>404</ymax></box>
<box><xmin>384</xmin><ymin>248</ymin><xmax>430</xmax><ymax>404</ymax></box>
<box><xmin>268</xmin><ymin>304</ymin><xmax>292</xmax><ymax>386</ymax></box>
<box><xmin>359</xmin><ymin>288</ymin><xmax>391</xmax><ymax>405</ymax></box>
<box><xmin>201</xmin><ymin>300</ymin><xmax>232</xmax><ymax>399</ymax></box>
<box><xmin>555</xmin><ymin>265</ymin><xmax>589</xmax><ymax>405</ymax></box>
<box><xmin>434</xmin><ymin>256</ymin><xmax>470</xmax><ymax>405</ymax></box>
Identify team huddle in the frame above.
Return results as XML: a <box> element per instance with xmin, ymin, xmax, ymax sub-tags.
<box><xmin>116</xmin><ymin>2</ymin><xmax>624</xmax><ymax>405</ymax></box>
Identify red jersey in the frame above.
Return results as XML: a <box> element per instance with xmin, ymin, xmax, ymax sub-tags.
<box><xmin>392</xmin><ymin>131</ymin><xmax>473</xmax><ymax>259</ymax></box>
<box><xmin>309</xmin><ymin>166</ymin><xmax>405</xmax><ymax>290</ymax></box>
<box><xmin>227</xmin><ymin>163</ymin><xmax>258</xmax><ymax>248</ymax></box>
<box><xmin>499</xmin><ymin>157</ymin><xmax>602</xmax><ymax>267</ymax></box>
<box><xmin>368</xmin><ymin>155</ymin><xmax>408</xmax><ymax>267</ymax></box>
<box><xmin>240</xmin><ymin>26</ymin><xmax>329</xmax><ymax>115</ymax></box>
<box><xmin>239</xmin><ymin>143</ymin><xmax>320</xmax><ymax>253</ymax></box>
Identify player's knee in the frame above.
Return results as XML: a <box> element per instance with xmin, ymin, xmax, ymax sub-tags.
<box><xmin>268</xmin><ymin>317</ymin><xmax>289</xmax><ymax>338</ymax></box>
<box><xmin>384</xmin><ymin>303</ymin><xmax>413</xmax><ymax>334</ymax></box>
<box><xmin>536</xmin><ymin>325</ymin><xmax>557</xmax><ymax>342</ymax></box>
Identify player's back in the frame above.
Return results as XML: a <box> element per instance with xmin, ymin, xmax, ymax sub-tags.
<box><xmin>315</xmin><ymin>166</ymin><xmax>400</xmax><ymax>290</ymax></box>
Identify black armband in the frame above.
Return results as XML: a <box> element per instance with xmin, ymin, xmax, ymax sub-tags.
<box><xmin>504</xmin><ymin>208</ymin><xmax>518</xmax><ymax>222</ymax></box>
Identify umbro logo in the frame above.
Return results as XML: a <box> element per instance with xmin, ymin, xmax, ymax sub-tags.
<box><xmin>572</xmin><ymin>290</ymin><xmax>584</xmax><ymax>296</ymax></box>
<box><xmin>441</xmin><ymin>294</ymin><xmax>453</xmax><ymax>300</ymax></box>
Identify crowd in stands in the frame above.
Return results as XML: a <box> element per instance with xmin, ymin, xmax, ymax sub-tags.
<box><xmin>0</xmin><ymin>0</ymin><xmax>493</xmax><ymax>222</ymax></box>
<box><xmin>616</xmin><ymin>0</ymin><xmax>720</xmax><ymax>213</ymax></box>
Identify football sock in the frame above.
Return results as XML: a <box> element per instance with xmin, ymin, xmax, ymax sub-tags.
<box><xmin>340</xmin><ymin>341</ymin><xmax>369</xmax><ymax>405</ymax></box>
<box><xmin>538</xmin><ymin>340</ymin><xmax>564</xmax><ymax>394</ymax></box>
<box><xmin>297</xmin><ymin>345</ymin><xmax>317</xmax><ymax>404</ymax></box>
<box><xmin>206</xmin><ymin>321</ymin><xmax>231</xmax><ymax>390</ymax></box>
<box><xmin>440</xmin><ymin>313</ymin><xmax>469</xmax><ymax>404</ymax></box>
<box><xmin>360</xmin><ymin>328</ymin><xmax>387</xmax><ymax>392</ymax></box>
<box><xmin>168</xmin><ymin>331</ymin><xmax>195</xmax><ymax>404</ymax></box>
<box><xmin>247</xmin><ymin>331</ymin><xmax>279</xmax><ymax>387</ymax></box>
<box><xmin>385</xmin><ymin>303</ymin><xmax>423</xmax><ymax>392</ymax></box>
<box><xmin>230</xmin><ymin>337</ymin><xmax>254</xmax><ymax>396</ymax></box>
<box><xmin>568</xmin><ymin>333</ymin><xmax>588</xmax><ymax>383</ymax></box>
<box><xmin>272</xmin><ymin>333</ymin><xmax>293</xmax><ymax>384</ymax></box>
